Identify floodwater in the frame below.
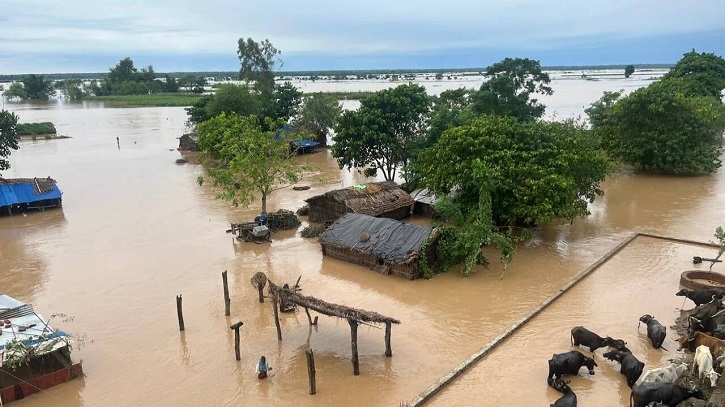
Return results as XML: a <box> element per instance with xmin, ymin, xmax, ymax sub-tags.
<box><xmin>0</xmin><ymin>71</ymin><xmax>723</xmax><ymax>407</ymax></box>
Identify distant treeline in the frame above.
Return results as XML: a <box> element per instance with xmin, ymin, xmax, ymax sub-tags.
<box><xmin>0</xmin><ymin>64</ymin><xmax>673</xmax><ymax>81</ymax></box>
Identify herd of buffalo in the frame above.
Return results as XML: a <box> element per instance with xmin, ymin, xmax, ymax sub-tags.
<box><xmin>546</xmin><ymin>287</ymin><xmax>725</xmax><ymax>406</ymax></box>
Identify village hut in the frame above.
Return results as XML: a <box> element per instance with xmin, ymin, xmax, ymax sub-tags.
<box><xmin>319</xmin><ymin>213</ymin><xmax>438</xmax><ymax>280</ymax></box>
<box><xmin>0</xmin><ymin>178</ymin><xmax>62</xmax><ymax>216</ymax></box>
<box><xmin>409</xmin><ymin>187</ymin><xmax>437</xmax><ymax>218</ymax></box>
<box><xmin>305</xmin><ymin>181</ymin><xmax>413</xmax><ymax>223</ymax></box>
<box><xmin>177</xmin><ymin>132</ymin><xmax>199</xmax><ymax>151</ymax></box>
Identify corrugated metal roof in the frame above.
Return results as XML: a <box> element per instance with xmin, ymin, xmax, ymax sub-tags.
<box><xmin>0</xmin><ymin>182</ymin><xmax>62</xmax><ymax>207</ymax></box>
<box><xmin>0</xmin><ymin>294</ymin><xmax>69</xmax><ymax>357</ymax></box>
<box><xmin>320</xmin><ymin>213</ymin><xmax>433</xmax><ymax>263</ymax></box>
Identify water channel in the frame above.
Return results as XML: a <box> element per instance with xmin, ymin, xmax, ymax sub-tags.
<box><xmin>1</xmin><ymin>71</ymin><xmax>724</xmax><ymax>406</ymax></box>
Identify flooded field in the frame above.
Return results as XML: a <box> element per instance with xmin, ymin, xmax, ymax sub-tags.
<box><xmin>1</xmin><ymin>73</ymin><xmax>724</xmax><ymax>406</ymax></box>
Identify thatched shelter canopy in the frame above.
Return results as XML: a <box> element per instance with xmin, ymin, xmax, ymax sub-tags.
<box><xmin>268</xmin><ymin>281</ymin><xmax>399</xmax><ymax>325</ymax></box>
<box><xmin>305</xmin><ymin>181</ymin><xmax>413</xmax><ymax>222</ymax></box>
<box><xmin>320</xmin><ymin>213</ymin><xmax>433</xmax><ymax>264</ymax></box>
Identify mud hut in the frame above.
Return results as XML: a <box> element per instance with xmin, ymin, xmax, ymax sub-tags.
<box><xmin>177</xmin><ymin>133</ymin><xmax>199</xmax><ymax>151</ymax></box>
<box><xmin>409</xmin><ymin>188</ymin><xmax>437</xmax><ymax>218</ymax></box>
<box><xmin>305</xmin><ymin>181</ymin><xmax>413</xmax><ymax>223</ymax></box>
<box><xmin>319</xmin><ymin>213</ymin><xmax>438</xmax><ymax>280</ymax></box>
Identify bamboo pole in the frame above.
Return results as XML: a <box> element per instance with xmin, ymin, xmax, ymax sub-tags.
<box><xmin>272</xmin><ymin>293</ymin><xmax>282</xmax><ymax>341</ymax></box>
<box><xmin>385</xmin><ymin>321</ymin><xmax>392</xmax><ymax>357</ymax></box>
<box><xmin>305</xmin><ymin>308</ymin><xmax>318</xmax><ymax>326</ymax></box>
<box><xmin>230</xmin><ymin>321</ymin><xmax>243</xmax><ymax>361</ymax></box>
<box><xmin>222</xmin><ymin>270</ymin><xmax>231</xmax><ymax>316</ymax></box>
<box><xmin>176</xmin><ymin>295</ymin><xmax>185</xmax><ymax>331</ymax></box>
<box><xmin>306</xmin><ymin>349</ymin><xmax>316</xmax><ymax>395</ymax></box>
<box><xmin>348</xmin><ymin>319</ymin><xmax>359</xmax><ymax>375</ymax></box>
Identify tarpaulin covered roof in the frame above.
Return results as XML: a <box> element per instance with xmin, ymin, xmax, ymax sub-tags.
<box><xmin>320</xmin><ymin>213</ymin><xmax>433</xmax><ymax>264</ymax></box>
<box><xmin>0</xmin><ymin>178</ymin><xmax>62</xmax><ymax>207</ymax></box>
<box><xmin>0</xmin><ymin>294</ymin><xmax>70</xmax><ymax>355</ymax></box>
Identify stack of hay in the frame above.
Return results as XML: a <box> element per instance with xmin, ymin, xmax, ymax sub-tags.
<box><xmin>267</xmin><ymin>209</ymin><xmax>301</xmax><ymax>231</ymax></box>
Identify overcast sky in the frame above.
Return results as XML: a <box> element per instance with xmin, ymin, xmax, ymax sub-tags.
<box><xmin>2</xmin><ymin>0</ymin><xmax>724</xmax><ymax>74</ymax></box>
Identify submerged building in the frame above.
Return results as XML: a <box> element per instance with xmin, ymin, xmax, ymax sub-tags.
<box><xmin>0</xmin><ymin>178</ymin><xmax>62</xmax><ymax>216</ymax></box>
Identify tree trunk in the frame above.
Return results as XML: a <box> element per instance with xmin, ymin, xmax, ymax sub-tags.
<box><xmin>261</xmin><ymin>192</ymin><xmax>267</xmax><ymax>214</ymax></box>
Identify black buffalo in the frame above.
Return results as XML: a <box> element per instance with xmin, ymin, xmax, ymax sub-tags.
<box><xmin>676</xmin><ymin>288</ymin><xmax>725</xmax><ymax>306</ymax></box>
<box><xmin>630</xmin><ymin>382</ymin><xmax>704</xmax><ymax>407</ymax></box>
<box><xmin>548</xmin><ymin>351</ymin><xmax>597</xmax><ymax>379</ymax></box>
<box><xmin>547</xmin><ymin>377</ymin><xmax>577</xmax><ymax>407</ymax></box>
<box><xmin>639</xmin><ymin>315</ymin><xmax>667</xmax><ymax>350</ymax></box>
<box><xmin>570</xmin><ymin>326</ymin><xmax>627</xmax><ymax>352</ymax></box>
<box><xmin>603</xmin><ymin>350</ymin><xmax>645</xmax><ymax>388</ymax></box>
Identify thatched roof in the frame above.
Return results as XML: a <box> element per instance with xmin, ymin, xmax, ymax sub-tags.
<box><xmin>0</xmin><ymin>177</ymin><xmax>57</xmax><ymax>194</ymax></box>
<box><xmin>268</xmin><ymin>281</ymin><xmax>400</xmax><ymax>325</ymax></box>
<box><xmin>306</xmin><ymin>181</ymin><xmax>413</xmax><ymax>216</ymax></box>
<box><xmin>320</xmin><ymin>213</ymin><xmax>434</xmax><ymax>264</ymax></box>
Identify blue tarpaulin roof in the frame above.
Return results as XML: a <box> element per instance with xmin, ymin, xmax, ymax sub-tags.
<box><xmin>0</xmin><ymin>180</ymin><xmax>62</xmax><ymax>207</ymax></box>
<box><xmin>292</xmin><ymin>139</ymin><xmax>320</xmax><ymax>148</ymax></box>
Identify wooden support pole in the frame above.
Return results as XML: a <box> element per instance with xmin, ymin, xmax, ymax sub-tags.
<box><xmin>348</xmin><ymin>319</ymin><xmax>359</xmax><ymax>375</ymax></box>
<box><xmin>272</xmin><ymin>293</ymin><xmax>282</xmax><ymax>341</ymax></box>
<box><xmin>385</xmin><ymin>321</ymin><xmax>392</xmax><ymax>357</ymax></box>
<box><xmin>176</xmin><ymin>294</ymin><xmax>185</xmax><ymax>331</ymax></box>
<box><xmin>305</xmin><ymin>308</ymin><xmax>318</xmax><ymax>326</ymax></box>
<box><xmin>222</xmin><ymin>270</ymin><xmax>231</xmax><ymax>316</ymax></box>
<box><xmin>230</xmin><ymin>321</ymin><xmax>243</xmax><ymax>361</ymax></box>
<box><xmin>258</xmin><ymin>284</ymin><xmax>265</xmax><ymax>303</ymax></box>
<box><xmin>306</xmin><ymin>349</ymin><xmax>316</xmax><ymax>395</ymax></box>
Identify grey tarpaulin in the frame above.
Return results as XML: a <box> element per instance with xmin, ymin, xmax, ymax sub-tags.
<box><xmin>319</xmin><ymin>213</ymin><xmax>433</xmax><ymax>263</ymax></box>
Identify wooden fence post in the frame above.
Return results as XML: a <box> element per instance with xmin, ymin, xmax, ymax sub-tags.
<box><xmin>272</xmin><ymin>293</ymin><xmax>282</xmax><ymax>341</ymax></box>
<box><xmin>222</xmin><ymin>270</ymin><xmax>231</xmax><ymax>316</ymax></box>
<box><xmin>258</xmin><ymin>284</ymin><xmax>265</xmax><ymax>303</ymax></box>
<box><xmin>348</xmin><ymin>319</ymin><xmax>359</xmax><ymax>375</ymax></box>
<box><xmin>306</xmin><ymin>349</ymin><xmax>316</xmax><ymax>395</ymax></box>
<box><xmin>230</xmin><ymin>321</ymin><xmax>243</xmax><ymax>361</ymax></box>
<box><xmin>176</xmin><ymin>295</ymin><xmax>185</xmax><ymax>331</ymax></box>
<box><xmin>385</xmin><ymin>321</ymin><xmax>392</xmax><ymax>357</ymax></box>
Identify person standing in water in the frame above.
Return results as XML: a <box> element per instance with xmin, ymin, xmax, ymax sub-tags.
<box><xmin>255</xmin><ymin>356</ymin><xmax>271</xmax><ymax>379</ymax></box>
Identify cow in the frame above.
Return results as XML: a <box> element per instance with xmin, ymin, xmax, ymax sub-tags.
<box><xmin>629</xmin><ymin>382</ymin><xmax>704</xmax><ymax>407</ymax></box>
<box><xmin>690</xmin><ymin>307</ymin><xmax>725</xmax><ymax>334</ymax></box>
<box><xmin>548</xmin><ymin>351</ymin><xmax>598</xmax><ymax>380</ymax></box>
<box><xmin>636</xmin><ymin>363</ymin><xmax>688</xmax><ymax>386</ymax></box>
<box><xmin>676</xmin><ymin>288</ymin><xmax>725</xmax><ymax>306</ymax></box>
<box><xmin>688</xmin><ymin>297</ymin><xmax>725</xmax><ymax>333</ymax></box>
<box><xmin>604</xmin><ymin>350</ymin><xmax>645</xmax><ymax>388</ymax></box>
<box><xmin>677</xmin><ymin>331</ymin><xmax>725</xmax><ymax>359</ymax></box>
<box><xmin>693</xmin><ymin>345</ymin><xmax>720</xmax><ymax>387</ymax></box>
<box><xmin>639</xmin><ymin>315</ymin><xmax>667</xmax><ymax>350</ymax></box>
<box><xmin>570</xmin><ymin>326</ymin><xmax>627</xmax><ymax>352</ymax></box>
<box><xmin>547</xmin><ymin>377</ymin><xmax>577</xmax><ymax>407</ymax></box>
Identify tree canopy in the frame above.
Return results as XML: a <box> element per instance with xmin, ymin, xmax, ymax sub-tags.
<box><xmin>470</xmin><ymin>57</ymin><xmax>552</xmax><ymax>121</ymax></box>
<box><xmin>417</xmin><ymin>115</ymin><xmax>611</xmax><ymax>227</ymax></box>
<box><xmin>661</xmin><ymin>50</ymin><xmax>725</xmax><ymax>100</ymax></box>
<box><xmin>332</xmin><ymin>83</ymin><xmax>431</xmax><ymax>181</ymax></box>
<box><xmin>0</xmin><ymin>110</ymin><xmax>20</xmax><ymax>174</ymax></box>
<box><xmin>237</xmin><ymin>38</ymin><xmax>280</xmax><ymax>93</ymax></box>
<box><xmin>205</xmin><ymin>84</ymin><xmax>261</xmax><ymax>120</ymax></box>
<box><xmin>293</xmin><ymin>93</ymin><xmax>342</xmax><ymax>147</ymax></box>
<box><xmin>3</xmin><ymin>75</ymin><xmax>56</xmax><ymax>100</ymax></box>
<box><xmin>584</xmin><ymin>90</ymin><xmax>623</xmax><ymax>129</ymax></box>
<box><xmin>596</xmin><ymin>80</ymin><xmax>725</xmax><ymax>174</ymax></box>
<box><xmin>197</xmin><ymin>113</ymin><xmax>303</xmax><ymax>213</ymax></box>
<box><xmin>624</xmin><ymin>65</ymin><xmax>635</xmax><ymax>78</ymax></box>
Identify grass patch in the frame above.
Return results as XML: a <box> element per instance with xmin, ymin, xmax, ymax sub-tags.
<box><xmin>17</xmin><ymin>122</ymin><xmax>56</xmax><ymax>135</ymax></box>
<box><xmin>86</xmin><ymin>93</ymin><xmax>203</xmax><ymax>107</ymax></box>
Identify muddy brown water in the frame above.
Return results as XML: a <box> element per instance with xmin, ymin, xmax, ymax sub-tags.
<box><xmin>0</xmin><ymin>77</ymin><xmax>724</xmax><ymax>406</ymax></box>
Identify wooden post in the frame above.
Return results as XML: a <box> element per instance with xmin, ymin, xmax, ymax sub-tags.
<box><xmin>230</xmin><ymin>321</ymin><xmax>243</xmax><ymax>361</ymax></box>
<box><xmin>306</xmin><ymin>349</ymin><xmax>316</xmax><ymax>395</ymax></box>
<box><xmin>348</xmin><ymin>319</ymin><xmax>359</xmax><ymax>375</ymax></box>
<box><xmin>222</xmin><ymin>270</ymin><xmax>231</xmax><ymax>316</ymax></box>
<box><xmin>258</xmin><ymin>284</ymin><xmax>264</xmax><ymax>303</ymax></box>
<box><xmin>384</xmin><ymin>321</ymin><xmax>392</xmax><ymax>357</ymax></box>
<box><xmin>272</xmin><ymin>293</ymin><xmax>282</xmax><ymax>341</ymax></box>
<box><xmin>305</xmin><ymin>308</ymin><xmax>318</xmax><ymax>326</ymax></box>
<box><xmin>176</xmin><ymin>295</ymin><xmax>185</xmax><ymax>331</ymax></box>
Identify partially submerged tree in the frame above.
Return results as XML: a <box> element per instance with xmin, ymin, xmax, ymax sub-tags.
<box><xmin>237</xmin><ymin>38</ymin><xmax>281</xmax><ymax>93</ymax></box>
<box><xmin>470</xmin><ymin>57</ymin><xmax>552</xmax><ymax>121</ymax></box>
<box><xmin>624</xmin><ymin>64</ymin><xmax>635</xmax><ymax>78</ymax></box>
<box><xmin>197</xmin><ymin>113</ymin><xmax>303</xmax><ymax>213</ymax></box>
<box><xmin>332</xmin><ymin>84</ymin><xmax>430</xmax><ymax>181</ymax></box>
<box><xmin>0</xmin><ymin>110</ymin><xmax>20</xmax><ymax>174</ymax></box>
<box><xmin>3</xmin><ymin>75</ymin><xmax>56</xmax><ymax>100</ymax></box>
<box><xmin>661</xmin><ymin>50</ymin><xmax>725</xmax><ymax>100</ymax></box>
<box><xmin>585</xmin><ymin>90</ymin><xmax>624</xmax><ymax>129</ymax></box>
<box><xmin>293</xmin><ymin>93</ymin><xmax>342</xmax><ymax>147</ymax></box>
<box><xmin>205</xmin><ymin>84</ymin><xmax>261</xmax><ymax>119</ymax></box>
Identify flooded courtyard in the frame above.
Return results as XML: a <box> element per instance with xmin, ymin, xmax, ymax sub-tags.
<box><xmin>1</xmin><ymin>73</ymin><xmax>724</xmax><ymax>406</ymax></box>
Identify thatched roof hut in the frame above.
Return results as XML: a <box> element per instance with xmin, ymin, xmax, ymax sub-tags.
<box><xmin>0</xmin><ymin>177</ymin><xmax>62</xmax><ymax>215</ymax></box>
<box><xmin>305</xmin><ymin>181</ymin><xmax>413</xmax><ymax>223</ymax></box>
<box><xmin>177</xmin><ymin>133</ymin><xmax>199</xmax><ymax>151</ymax></box>
<box><xmin>319</xmin><ymin>213</ymin><xmax>438</xmax><ymax>280</ymax></box>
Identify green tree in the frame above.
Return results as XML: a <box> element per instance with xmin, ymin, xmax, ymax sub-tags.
<box><xmin>597</xmin><ymin>80</ymin><xmax>725</xmax><ymax>174</ymax></box>
<box><xmin>237</xmin><ymin>38</ymin><xmax>281</xmax><ymax>93</ymax></box>
<box><xmin>417</xmin><ymin>115</ymin><xmax>611</xmax><ymax>227</ymax></box>
<box><xmin>263</xmin><ymin>82</ymin><xmax>302</xmax><ymax>122</ymax></box>
<box><xmin>197</xmin><ymin>113</ymin><xmax>303</xmax><ymax>213</ymax></box>
<box><xmin>56</xmin><ymin>79</ymin><xmax>86</xmax><ymax>100</ymax></box>
<box><xmin>186</xmin><ymin>95</ymin><xmax>213</xmax><ymax>123</ymax></box>
<box><xmin>662</xmin><ymin>50</ymin><xmax>725</xmax><ymax>100</ymax></box>
<box><xmin>293</xmin><ymin>93</ymin><xmax>342</xmax><ymax>147</ymax></box>
<box><xmin>205</xmin><ymin>84</ymin><xmax>261</xmax><ymax>119</ymax></box>
<box><xmin>0</xmin><ymin>110</ymin><xmax>20</xmax><ymax>174</ymax></box>
<box><xmin>624</xmin><ymin>64</ymin><xmax>635</xmax><ymax>78</ymax></box>
<box><xmin>584</xmin><ymin>90</ymin><xmax>624</xmax><ymax>129</ymax></box>
<box><xmin>108</xmin><ymin>57</ymin><xmax>137</xmax><ymax>83</ymax></box>
<box><xmin>3</xmin><ymin>83</ymin><xmax>26</xmax><ymax>100</ymax></box>
<box><xmin>426</xmin><ymin>88</ymin><xmax>472</xmax><ymax>147</ymax></box>
<box><xmin>332</xmin><ymin>84</ymin><xmax>431</xmax><ymax>181</ymax></box>
<box><xmin>435</xmin><ymin>73</ymin><xmax>444</xmax><ymax>80</ymax></box>
<box><xmin>470</xmin><ymin>57</ymin><xmax>552</xmax><ymax>121</ymax></box>
<box><xmin>4</xmin><ymin>75</ymin><xmax>56</xmax><ymax>100</ymax></box>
